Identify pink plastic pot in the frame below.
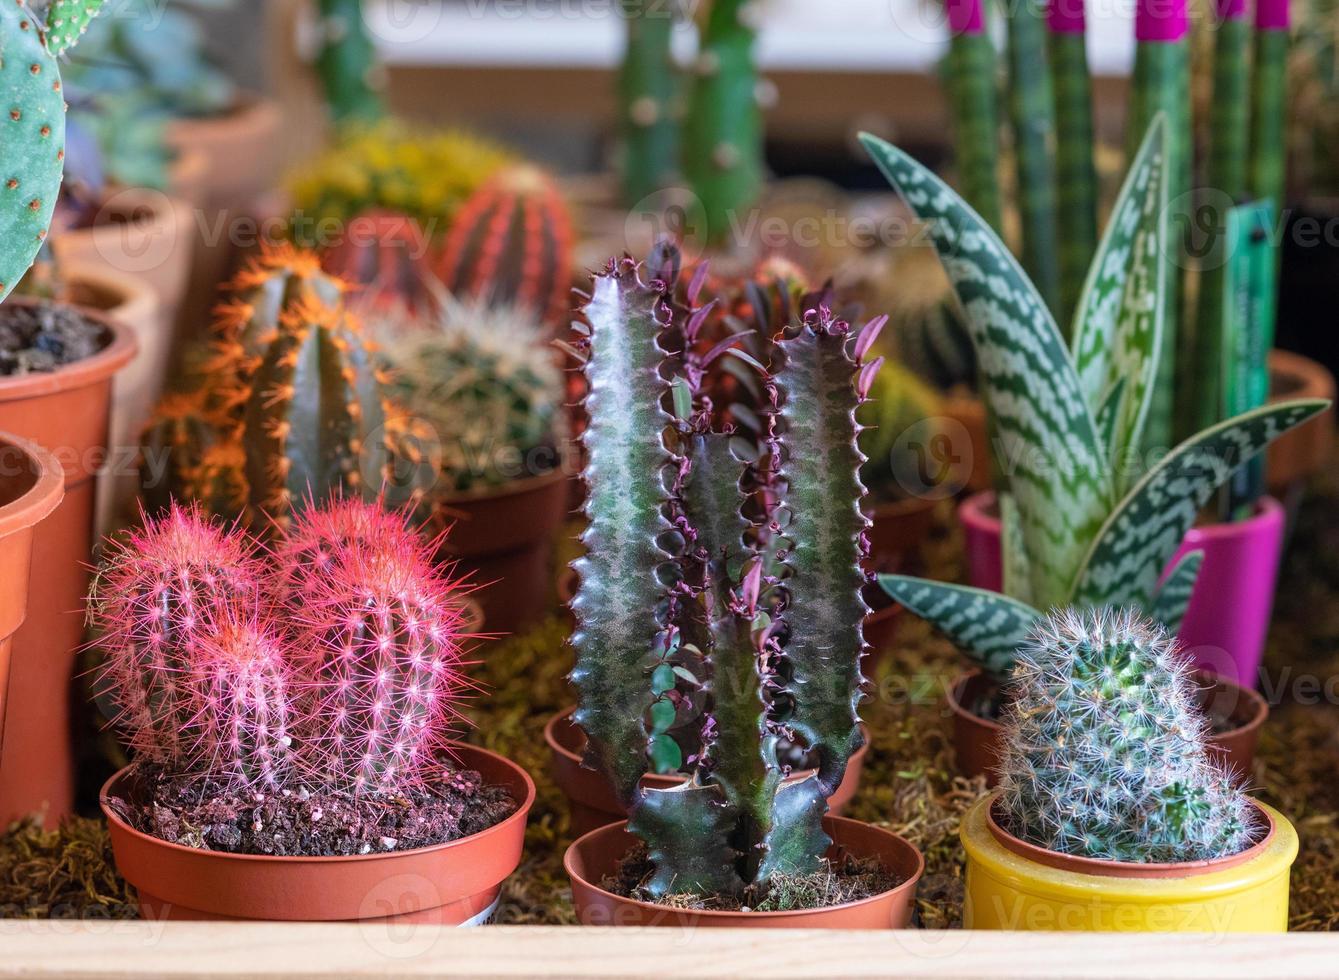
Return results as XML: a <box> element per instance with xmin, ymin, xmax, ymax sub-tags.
<box><xmin>955</xmin><ymin>493</ymin><xmax>1285</xmax><ymax>687</ymax></box>
<box><xmin>1164</xmin><ymin>498</ymin><xmax>1285</xmax><ymax>687</ymax></box>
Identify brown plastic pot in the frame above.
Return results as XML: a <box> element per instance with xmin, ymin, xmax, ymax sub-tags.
<box><xmin>436</xmin><ymin>469</ymin><xmax>569</xmax><ymax>633</ymax></box>
<box><xmin>62</xmin><ymin>264</ymin><xmax>164</xmax><ymax>535</ymax></box>
<box><xmin>566</xmin><ymin>817</ymin><xmax>924</xmax><ymax>928</ymax></box>
<box><xmin>1265</xmin><ymin>349</ymin><xmax>1335</xmax><ymax>493</ymax></box>
<box><xmin>101</xmin><ymin>744</ymin><xmax>535</xmax><ymax>923</ymax></box>
<box><xmin>0</xmin><ymin>434</ymin><xmax>65</xmax><ymax>753</ymax></box>
<box><xmin>545</xmin><ymin>707</ymin><xmax>872</xmax><ymax>838</ymax></box>
<box><xmin>943</xmin><ymin>393</ymin><xmax>991</xmax><ymax>494</ymax></box>
<box><xmin>948</xmin><ymin>668</ymin><xmax>1269</xmax><ymax>787</ymax></box>
<box><xmin>0</xmin><ymin>300</ymin><xmax>137</xmax><ymax>823</ymax></box>
<box><xmin>865</xmin><ymin>494</ymin><xmax>936</xmax><ymax>573</ymax></box>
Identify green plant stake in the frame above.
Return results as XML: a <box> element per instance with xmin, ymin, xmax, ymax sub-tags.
<box><xmin>683</xmin><ymin>0</ymin><xmax>764</xmax><ymax>246</ymax></box>
<box><xmin>618</xmin><ymin>0</ymin><xmax>680</xmax><ymax>206</ymax></box>
<box><xmin>1130</xmin><ymin>0</ymin><xmax>1191</xmax><ymax>451</ymax></box>
<box><xmin>860</xmin><ymin>120</ymin><xmax>1329</xmax><ymax>680</ymax></box>
<box><xmin>1003</xmin><ymin>0</ymin><xmax>1061</xmax><ymax>317</ymax></box>
<box><xmin>315</xmin><ymin>0</ymin><xmax>385</xmax><ymax>125</ymax></box>
<box><xmin>943</xmin><ymin>0</ymin><xmax>1002</xmax><ymax>232</ymax></box>
<box><xmin>1190</xmin><ymin>0</ymin><xmax>1251</xmax><ymax>435</ymax></box>
<box><xmin>1048</xmin><ymin>0</ymin><xmax>1098</xmax><ymax>327</ymax></box>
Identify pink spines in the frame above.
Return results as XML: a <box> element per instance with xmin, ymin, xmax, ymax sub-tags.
<box><xmin>184</xmin><ymin>607</ymin><xmax>294</xmax><ymax>791</ymax></box>
<box><xmin>92</xmin><ymin>504</ymin><xmax>266</xmax><ymax>766</ymax></box>
<box><xmin>289</xmin><ymin>516</ymin><xmax>470</xmax><ymax>795</ymax></box>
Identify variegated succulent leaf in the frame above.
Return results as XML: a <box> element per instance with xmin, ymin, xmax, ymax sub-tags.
<box><xmin>859</xmin><ymin>133</ymin><xmax>1112</xmax><ymax>610</ymax></box>
<box><xmin>757</xmin><ymin>776</ymin><xmax>830</xmax><ymax>884</ymax></box>
<box><xmin>570</xmin><ymin>257</ymin><xmax>676</xmax><ymax>805</ymax></box>
<box><xmin>43</xmin><ymin>0</ymin><xmax>104</xmax><ymax>56</ymax></box>
<box><xmin>999</xmin><ymin>492</ymin><xmax>1032</xmax><ymax>608</ymax></box>
<box><xmin>771</xmin><ymin>308</ymin><xmax>870</xmax><ymax>795</ymax></box>
<box><xmin>1152</xmin><ymin>549</ymin><xmax>1203</xmax><ymax>638</ymax></box>
<box><xmin>878</xmin><ymin>575</ymin><xmax>1043</xmax><ymax>680</ymax></box>
<box><xmin>1069</xmin><ymin>115</ymin><xmax>1168</xmax><ymax>485</ymax></box>
<box><xmin>628</xmin><ymin>779</ymin><xmax>743</xmax><ymax>897</ymax></box>
<box><xmin>1072</xmin><ymin>399</ymin><xmax>1331</xmax><ymax>609</ymax></box>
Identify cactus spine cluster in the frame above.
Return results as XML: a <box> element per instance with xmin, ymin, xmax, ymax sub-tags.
<box><xmin>381</xmin><ymin>297</ymin><xmax>565</xmax><ymax>493</ymax></box>
<box><xmin>571</xmin><ymin>242</ymin><xmax>877</xmax><ymax>898</ymax></box>
<box><xmin>92</xmin><ymin>500</ymin><xmax>470</xmax><ymax>795</ymax></box>
<box><xmin>314</xmin><ymin>0</ymin><xmax>385</xmax><ymax>126</ymax></box>
<box><xmin>999</xmin><ymin>608</ymin><xmax>1259</xmax><ymax>863</ymax></box>
<box><xmin>617</xmin><ymin>0</ymin><xmax>680</xmax><ymax>206</ymax></box>
<box><xmin>435</xmin><ymin>164</ymin><xmax>574</xmax><ymax>328</ymax></box>
<box><xmin>140</xmin><ymin>243</ymin><xmax>412</xmax><ymax>529</ymax></box>
<box><xmin>1</xmin><ymin>1</ymin><xmax>103</xmax><ymax>301</ymax></box>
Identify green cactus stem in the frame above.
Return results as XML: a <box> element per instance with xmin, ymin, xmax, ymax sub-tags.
<box><xmin>1004</xmin><ymin>0</ymin><xmax>1061</xmax><ymax>317</ymax></box>
<box><xmin>943</xmin><ymin>2</ymin><xmax>1003</xmax><ymax>232</ymax></box>
<box><xmin>683</xmin><ymin>0</ymin><xmax>764</xmax><ymax>247</ymax></box>
<box><xmin>618</xmin><ymin>0</ymin><xmax>680</xmax><ymax>206</ymax></box>
<box><xmin>1248</xmin><ymin>0</ymin><xmax>1288</xmax><ymax>214</ymax></box>
<box><xmin>42</xmin><ymin>0</ymin><xmax>104</xmax><ymax>57</ymax></box>
<box><xmin>1048</xmin><ymin>2</ymin><xmax>1098</xmax><ymax>329</ymax></box>
<box><xmin>999</xmin><ymin>608</ymin><xmax>1259</xmax><ymax>863</ymax></box>
<box><xmin>315</xmin><ymin>0</ymin><xmax>385</xmax><ymax>126</ymax></box>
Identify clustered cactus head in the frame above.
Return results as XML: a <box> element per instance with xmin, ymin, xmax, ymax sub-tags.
<box><xmin>91</xmin><ymin>499</ymin><xmax>472</xmax><ymax>796</ymax></box>
<box><xmin>381</xmin><ymin>297</ymin><xmax>565</xmax><ymax>493</ymax></box>
<box><xmin>571</xmin><ymin>242</ymin><xmax>876</xmax><ymax>897</ymax></box>
<box><xmin>999</xmin><ymin>607</ymin><xmax>1259</xmax><ymax>864</ymax></box>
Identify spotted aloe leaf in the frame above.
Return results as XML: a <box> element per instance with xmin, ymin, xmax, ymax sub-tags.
<box><xmin>1069</xmin><ymin>115</ymin><xmax>1168</xmax><ymax>487</ymax></box>
<box><xmin>877</xmin><ymin>575</ymin><xmax>1042</xmax><ymax>681</ymax></box>
<box><xmin>999</xmin><ymin>492</ymin><xmax>1031</xmax><ymax>608</ymax></box>
<box><xmin>1072</xmin><ymin>400</ymin><xmax>1331</xmax><ymax>609</ymax></box>
<box><xmin>569</xmin><ymin>258</ymin><xmax>675</xmax><ymax>806</ymax></box>
<box><xmin>1152</xmin><ymin>550</ymin><xmax>1203</xmax><ymax>638</ymax></box>
<box><xmin>859</xmin><ymin>132</ymin><xmax>1112</xmax><ymax>610</ymax></box>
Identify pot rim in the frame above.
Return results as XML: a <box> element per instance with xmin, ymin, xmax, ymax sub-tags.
<box><xmin>1268</xmin><ymin>348</ymin><xmax>1336</xmax><ymax>398</ymax></box>
<box><xmin>544</xmin><ymin>706</ymin><xmax>872</xmax><ymax>790</ymax></box>
<box><xmin>957</xmin><ymin>488</ymin><xmax>999</xmax><ymax>529</ymax></box>
<box><xmin>868</xmin><ymin>493</ymin><xmax>938</xmax><ymax>520</ymax></box>
<box><xmin>1181</xmin><ymin>495</ymin><xmax>1284</xmax><ymax>542</ymax></box>
<box><xmin>948</xmin><ymin>667</ymin><xmax>1269</xmax><ymax>742</ymax></box>
<box><xmin>984</xmin><ymin>792</ymin><xmax>1276</xmax><ymax>880</ymax></box>
<box><xmin>0</xmin><ymin>298</ymin><xmax>138</xmax><ymax>402</ymax></box>
<box><xmin>564</xmin><ymin>816</ymin><xmax>925</xmax><ymax>921</ymax></box>
<box><xmin>99</xmin><ymin>742</ymin><xmax>537</xmax><ymax>867</ymax></box>
<box><xmin>434</xmin><ymin>464</ymin><xmax>567</xmax><ymax>507</ymax></box>
<box><xmin>58</xmin><ymin>262</ymin><xmax>159</xmax><ymax>313</ymax></box>
<box><xmin>0</xmin><ymin>432</ymin><xmax>64</xmax><ymax>536</ymax></box>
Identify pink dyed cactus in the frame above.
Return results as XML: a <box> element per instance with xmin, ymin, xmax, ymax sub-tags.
<box><xmin>91</xmin><ymin>500</ymin><xmax>471</xmax><ymax>796</ymax></box>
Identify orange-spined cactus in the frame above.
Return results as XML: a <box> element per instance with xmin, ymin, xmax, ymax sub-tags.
<box><xmin>435</xmin><ymin>164</ymin><xmax>573</xmax><ymax>327</ymax></box>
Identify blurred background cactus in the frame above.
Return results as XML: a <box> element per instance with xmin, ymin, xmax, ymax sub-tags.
<box><xmin>381</xmin><ymin>298</ymin><xmax>565</xmax><ymax>494</ymax></box>
<box><xmin>617</xmin><ymin>0</ymin><xmax>681</xmax><ymax>206</ymax></box>
<box><xmin>998</xmin><ymin>608</ymin><xmax>1259</xmax><ymax>863</ymax></box>
<box><xmin>856</xmin><ymin>359</ymin><xmax>946</xmax><ymax>504</ymax></box>
<box><xmin>320</xmin><ymin>208</ymin><xmax>441</xmax><ymax>321</ymax></box>
<box><xmin>312</xmin><ymin>0</ymin><xmax>384</xmax><ymax>126</ymax></box>
<box><xmin>1288</xmin><ymin>0</ymin><xmax>1339</xmax><ymax>199</ymax></box>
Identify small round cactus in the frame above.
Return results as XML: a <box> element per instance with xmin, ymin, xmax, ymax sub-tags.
<box><xmin>998</xmin><ymin>608</ymin><xmax>1259</xmax><ymax>864</ymax></box>
<box><xmin>381</xmin><ymin>298</ymin><xmax>565</xmax><ymax>492</ymax></box>
<box><xmin>92</xmin><ymin>504</ymin><xmax>267</xmax><ymax>770</ymax></box>
<box><xmin>273</xmin><ymin>496</ymin><xmax>427</xmax><ymax>603</ymax></box>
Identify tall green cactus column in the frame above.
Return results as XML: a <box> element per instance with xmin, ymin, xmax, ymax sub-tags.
<box><xmin>943</xmin><ymin>0</ymin><xmax>1002</xmax><ymax>233</ymax></box>
<box><xmin>1129</xmin><ymin>0</ymin><xmax>1191</xmax><ymax>450</ymax></box>
<box><xmin>1004</xmin><ymin>0</ymin><xmax>1061</xmax><ymax>316</ymax></box>
<box><xmin>683</xmin><ymin>0</ymin><xmax>764</xmax><ymax>246</ymax></box>
<box><xmin>1189</xmin><ymin>0</ymin><xmax>1251</xmax><ymax>434</ymax></box>
<box><xmin>1048</xmin><ymin>0</ymin><xmax>1098</xmax><ymax>330</ymax></box>
<box><xmin>618</xmin><ymin>0</ymin><xmax>680</xmax><ymax>207</ymax></box>
<box><xmin>315</xmin><ymin>0</ymin><xmax>385</xmax><ymax>125</ymax></box>
<box><xmin>1249</xmin><ymin>0</ymin><xmax>1289</xmax><ymax>213</ymax></box>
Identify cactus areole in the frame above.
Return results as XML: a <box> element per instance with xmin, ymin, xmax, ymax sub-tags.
<box><xmin>569</xmin><ymin>243</ymin><xmax>879</xmax><ymax>899</ymax></box>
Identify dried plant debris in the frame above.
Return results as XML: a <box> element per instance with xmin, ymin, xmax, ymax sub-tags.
<box><xmin>0</xmin><ymin>817</ymin><xmax>136</xmax><ymax>919</ymax></box>
<box><xmin>0</xmin><ymin>303</ymin><xmax>108</xmax><ymax>375</ymax></box>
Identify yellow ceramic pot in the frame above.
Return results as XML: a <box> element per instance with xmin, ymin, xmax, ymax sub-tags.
<box><xmin>961</xmin><ymin>794</ymin><xmax>1297</xmax><ymax>932</ymax></box>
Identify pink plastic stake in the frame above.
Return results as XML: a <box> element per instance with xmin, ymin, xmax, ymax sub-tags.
<box><xmin>1048</xmin><ymin>0</ymin><xmax>1086</xmax><ymax>34</ymax></box>
<box><xmin>946</xmin><ymin>0</ymin><xmax>985</xmax><ymax>35</ymax></box>
<box><xmin>1255</xmin><ymin>0</ymin><xmax>1289</xmax><ymax>29</ymax></box>
<box><xmin>1135</xmin><ymin>0</ymin><xmax>1188</xmax><ymax>41</ymax></box>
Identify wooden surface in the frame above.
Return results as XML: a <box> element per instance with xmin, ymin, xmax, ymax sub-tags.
<box><xmin>1</xmin><ymin>923</ymin><xmax>1335</xmax><ymax>978</ymax></box>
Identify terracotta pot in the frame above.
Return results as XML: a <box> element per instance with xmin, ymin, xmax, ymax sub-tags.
<box><xmin>101</xmin><ymin>744</ymin><xmax>535</xmax><ymax>923</ymax></box>
<box><xmin>61</xmin><ymin>265</ymin><xmax>164</xmax><ymax>535</ymax></box>
<box><xmin>962</xmin><ymin>794</ymin><xmax>1295</xmax><ymax>931</ymax></box>
<box><xmin>566</xmin><ymin>817</ymin><xmax>924</xmax><ymax>928</ymax></box>
<box><xmin>51</xmin><ymin>185</ymin><xmax>196</xmax><ymax>338</ymax></box>
<box><xmin>1265</xmin><ymin>349</ymin><xmax>1335</xmax><ymax>493</ymax></box>
<box><xmin>943</xmin><ymin>393</ymin><xmax>991</xmax><ymax>493</ymax></box>
<box><xmin>0</xmin><ymin>301</ymin><xmax>137</xmax><ymax>823</ymax></box>
<box><xmin>0</xmin><ymin>434</ymin><xmax>65</xmax><ymax>752</ymax></box>
<box><xmin>947</xmin><ymin>668</ymin><xmax>1268</xmax><ymax>787</ymax></box>
<box><xmin>436</xmin><ymin>469</ymin><xmax>569</xmax><ymax>633</ymax></box>
<box><xmin>545</xmin><ymin>707</ymin><xmax>872</xmax><ymax>838</ymax></box>
<box><xmin>865</xmin><ymin>494</ymin><xmax>936</xmax><ymax>573</ymax></box>
<box><xmin>862</xmin><ymin>593</ymin><xmax>902</xmax><ymax>662</ymax></box>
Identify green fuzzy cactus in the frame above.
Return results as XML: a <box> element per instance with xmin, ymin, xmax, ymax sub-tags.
<box><xmin>380</xmin><ymin>298</ymin><xmax>565</xmax><ymax>493</ymax></box>
<box><xmin>570</xmin><ymin>244</ymin><xmax>876</xmax><ymax>899</ymax></box>
<box><xmin>315</xmin><ymin>0</ymin><xmax>385</xmax><ymax>126</ymax></box>
<box><xmin>998</xmin><ymin>607</ymin><xmax>1258</xmax><ymax>863</ymax></box>
<box><xmin>863</xmin><ymin>119</ymin><xmax>1330</xmax><ymax>680</ymax></box>
<box><xmin>2</xmin><ymin>1</ymin><xmax>91</xmax><ymax>302</ymax></box>
<box><xmin>856</xmin><ymin>359</ymin><xmax>944</xmax><ymax>502</ymax></box>
<box><xmin>618</xmin><ymin>0</ymin><xmax>681</xmax><ymax>206</ymax></box>
<box><xmin>682</xmin><ymin>0</ymin><xmax>764</xmax><ymax>246</ymax></box>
